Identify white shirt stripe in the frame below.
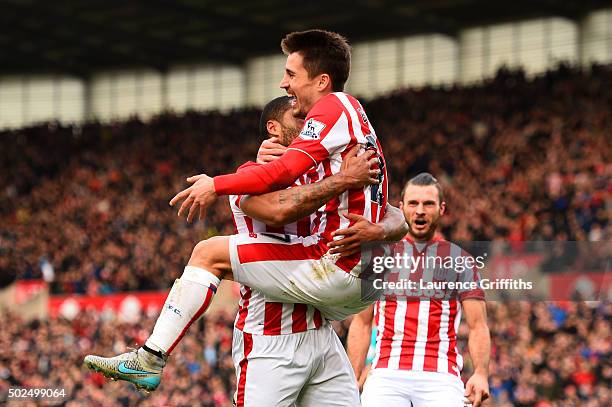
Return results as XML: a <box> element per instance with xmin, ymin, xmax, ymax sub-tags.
<box><xmin>454</xmin><ymin>303</ymin><xmax>463</xmax><ymax>372</ymax></box>
<box><xmin>388</xmin><ymin>300</ymin><xmax>406</xmax><ymax>369</ymax></box>
<box><xmin>437</xmin><ymin>300</ymin><xmax>451</xmax><ymax>372</ymax></box>
<box><xmin>320</xmin><ymin>110</ymin><xmax>351</xmax><ymax>155</ymax></box>
<box><xmin>280</xmin><ymin>303</ymin><xmax>294</xmax><ymax>334</ymax></box>
<box><xmin>334</xmin><ymin>92</ymin><xmax>368</xmax><ymax>144</ymax></box>
<box><xmin>411</xmin><ymin>300</ymin><xmax>430</xmax><ymax>370</ymax></box>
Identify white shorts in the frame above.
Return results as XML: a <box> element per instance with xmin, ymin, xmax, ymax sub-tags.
<box><xmin>361</xmin><ymin>368</ymin><xmax>465</xmax><ymax>407</ymax></box>
<box><xmin>232</xmin><ymin>324</ymin><xmax>360</xmax><ymax>407</ymax></box>
<box><xmin>229</xmin><ymin>233</ymin><xmax>375</xmax><ymax>321</ymax></box>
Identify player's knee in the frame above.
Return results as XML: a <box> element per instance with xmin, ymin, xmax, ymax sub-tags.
<box><xmin>189</xmin><ymin>238</ymin><xmax>216</xmax><ymax>266</ymax></box>
<box><xmin>188</xmin><ymin>236</ymin><xmax>230</xmax><ymax>272</ymax></box>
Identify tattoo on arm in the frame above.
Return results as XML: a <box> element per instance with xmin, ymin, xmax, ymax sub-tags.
<box><xmin>242</xmin><ymin>176</ymin><xmax>347</xmax><ymax>226</ymax></box>
<box><xmin>278</xmin><ymin>176</ymin><xmax>346</xmax><ymax>220</ymax></box>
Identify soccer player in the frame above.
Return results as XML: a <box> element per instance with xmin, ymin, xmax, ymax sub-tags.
<box><xmin>85</xmin><ymin>30</ymin><xmax>404</xmax><ymax>394</ymax></box>
<box><xmin>345</xmin><ymin>173</ymin><xmax>491</xmax><ymax>407</ymax></box>
<box><xmin>229</xmin><ymin>95</ymin><xmax>375</xmax><ymax>406</ymax></box>
<box><xmin>161</xmin><ymin>29</ymin><xmax>390</xmax><ymax>319</ymax></box>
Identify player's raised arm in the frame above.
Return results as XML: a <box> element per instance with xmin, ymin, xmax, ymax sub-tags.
<box><xmin>241</xmin><ymin>146</ymin><xmax>379</xmax><ymax>227</ymax></box>
<box><xmin>169</xmin><ymin>148</ymin><xmax>315</xmax><ymax>222</ymax></box>
<box><xmin>170</xmin><ymin>94</ymin><xmax>352</xmax><ymax>222</ymax></box>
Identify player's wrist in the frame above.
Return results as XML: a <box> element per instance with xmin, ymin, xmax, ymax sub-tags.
<box><xmin>472</xmin><ymin>368</ymin><xmax>488</xmax><ymax>376</ymax></box>
<box><xmin>372</xmin><ymin>222</ymin><xmax>387</xmax><ymax>241</ymax></box>
<box><xmin>334</xmin><ymin>173</ymin><xmax>354</xmax><ymax>191</ymax></box>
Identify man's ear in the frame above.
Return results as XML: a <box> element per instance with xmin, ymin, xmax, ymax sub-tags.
<box><xmin>317</xmin><ymin>74</ymin><xmax>331</xmax><ymax>92</ymax></box>
<box><xmin>266</xmin><ymin>119</ymin><xmax>280</xmax><ymax>137</ymax></box>
<box><xmin>439</xmin><ymin>201</ymin><xmax>446</xmax><ymax>216</ymax></box>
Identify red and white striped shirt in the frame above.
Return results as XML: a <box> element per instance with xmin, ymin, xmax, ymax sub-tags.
<box><xmin>372</xmin><ymin>238</ymin><xmax>485</xmax><ymax>376</ymax></box>
<box><xmin>230</xmin><ymin>162</ymin><xmax>325</xmax><ymax>335</ymax></box>
<box><xmin>288</xmin><ymin>92</ymin><xmax>388</xmax><ymax>273</ymax></box>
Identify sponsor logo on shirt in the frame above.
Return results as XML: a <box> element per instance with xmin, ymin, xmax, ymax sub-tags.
<box><xmin>299</xmin><ymin>119</ymin><xmax>326</xmax><ymax>140</ymax></box>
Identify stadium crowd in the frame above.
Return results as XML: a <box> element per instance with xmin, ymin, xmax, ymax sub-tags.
<box><xmin>0</xmin><ymin>302</ymin><xmax>609</xmax><ymax>406</ymax></box>
<box><xmin>1</xmin><ymin>63</ymin><xmax>610</xmax><ymax>294</ymax></box>
<box><xmin>1</xmin><ymin>64</ymin><xmax>610</xmax><ymax>405</ymax></box>
<box><xmin>0</xmin><ymin>309</ymin><xmax>237</xmax><ymax>406</ymax></box>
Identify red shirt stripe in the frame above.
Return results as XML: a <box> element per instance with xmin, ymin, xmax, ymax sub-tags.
<box><xmin>236</xmin><ymin>332</ymin><xmax>253</xmax><ymax>407</ymax></box>
<box><xmin>263</xmin><ymin>302</ymin><xmax>283</xmax><ymax>335</ymax></box>
<box><xmin>291</xmin><ymin>304</ymin><xmax>308</xmax><ymax>333</ymax></box>
<box><xmin>237</xmin><ymin>241</ymin><xmax>325</xmax><ymax>264</ymax></box>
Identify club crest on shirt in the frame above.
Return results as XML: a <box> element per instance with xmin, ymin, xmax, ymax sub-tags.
<box><xmin>299</xmin><ymin>119</ymin><xmax>326</xmax><ymax>140</ymax></box>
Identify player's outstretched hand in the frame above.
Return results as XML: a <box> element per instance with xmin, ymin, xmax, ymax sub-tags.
<box><xmin>169</xmin><ymin>174</ymin><xmax>218</xmax><ymax>223</ymax></box>
<box><xmin>340</xmin><ymin>145</ymin><xmax>380</xmax><ymax>189</ymax></box>
<box><xmin>464</xmin><ymin>372</ymin><xmax>490</xmax><ymax>407</ymax></box>
<box><xmin>257</xmin><ymin>137</ymin><xmax>287</xmax><ymax>164</ymax></box>
<box><xmin>328</xmin><ymin>213</ymin><xmax>385</xmax><ymax>257</ymax></box>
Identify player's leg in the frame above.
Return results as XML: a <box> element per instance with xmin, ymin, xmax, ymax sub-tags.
<box><xmin>144</xmin><ymin>236</ymin><xmax>233</xmax><ymax>354</ymax></box>
<box><xmin>232</xmin><ymin>329</ymin><xmax>308</xmax><ymax>407</ymax></box>
<box><xmin>84</xmin><ymin>236</ymin><xmax>234</xmax><ymax>390</ymax></box>
<box><xmin>408</xmin><ymin>371</ymin><xmax>465</xmax><ymax>407</ymax></box>
<box><xmin>230</xmin><ymin>233</ymin><xmax>372</xmax><ymax>320</ymax></box>
<box><xmin>83</xmin><ymin>231</ymin><xmax>367</xmax><ymax>390</ymax></box>
<box><xmin>361</xmin><ymin>369</ymin><xmax>412</xmax><ymax>407</ymax></box>
<box><xmin>296</xmin><ymin>324</ymin><xmax>361</xmax><ymax>406</ymax></box>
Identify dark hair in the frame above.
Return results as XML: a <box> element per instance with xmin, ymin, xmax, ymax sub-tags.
<box><xmin>401</xmin><ymin>172</ymin><xmax>445</xmax><ymax>204</ymax></box>
<box><xmin>259</xmin><ymin>96</ymin><xmax>292</xmax><ymax>138</ymax></box>
<box><xmin>281</xmin><ymin>29</ymin><xmax>351</xmax><ymax>92</ymax></box>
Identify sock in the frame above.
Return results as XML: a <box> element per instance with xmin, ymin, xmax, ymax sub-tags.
<box><xmin>145</xmin><ymin>266</ymin><xmax>220</xmax><ymax>356</ymax></box>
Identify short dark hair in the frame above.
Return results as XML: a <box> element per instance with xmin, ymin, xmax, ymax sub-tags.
<box><xmin>281</xmin><ymin>29</ymin><xmax>351</xmax><ymax>92</ymax></box>
<box><xmin>259</xmin><ymin>96</ymin><xmax>292</xmax><ymax>138</ymax></box>
<box><xmin>401</xmin><ymin>172</ymin><xmax>445</xmax><ymax>204</ymax></box>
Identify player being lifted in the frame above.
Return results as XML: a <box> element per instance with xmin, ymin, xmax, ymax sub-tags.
<box><xmin>85</xmin><ymin>30</ymin><xmax>404</xmax><ymax>393</ymax></box>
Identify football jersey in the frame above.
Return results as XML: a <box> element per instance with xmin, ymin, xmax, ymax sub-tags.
<box><xmin>371</xmin><ymin>238</ymin><xmax>485</xmax><ymax>376</ymax></box>
<box><xmin>287</xmin><ymin>93</ymin><xmax>389</xmax><ymax>262</ymax></box>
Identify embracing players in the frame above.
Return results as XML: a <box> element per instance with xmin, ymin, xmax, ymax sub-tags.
<box><xmin>228</xmin><ymin>96</ymin><xmax>405</xmax><ymax>406</ymax></box>
<box><xmin>85</xmin><ymin>30</ymin><xmax>407</xmax><ymax>401</ymax></box>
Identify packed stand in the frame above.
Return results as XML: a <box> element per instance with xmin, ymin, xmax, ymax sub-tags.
<box><xmin>471</xmin><ymin>301</ymin><xmax>611</xmax><ymax>406</ymax></box>
<box><xmin>1</xmin><ymin>302</ymin><xmax>609</xmax><ymax>406</ymax></box>
<box><xmin>1</xmin><ymin>111</ymin><xmax>262</xmax><ymax>293</ymax></box>
<box><xmin>1</xmin><ymin>64</ymin><xmax>610</xmax><ymax>294</ymax></box>
<box><xmin>367</xmin><ymin>63</ymin><xmax>611</xmax><ymax>245</ymax></box>
<box><xmin>0</xmin><ymin>309</ymin><xmax>237</xmax><ymax>406</ymax></box>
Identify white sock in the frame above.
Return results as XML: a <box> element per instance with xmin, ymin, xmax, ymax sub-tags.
<box><xmin>145</xmin><ymin>266</ymin><xmax>220</xmax><ymax>355</ymax></box>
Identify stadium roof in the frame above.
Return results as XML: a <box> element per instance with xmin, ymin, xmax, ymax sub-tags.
<box><xmin>2</xmin><ymin>0</ymin><xmax>611</xmax><ymax>77</ymax></box>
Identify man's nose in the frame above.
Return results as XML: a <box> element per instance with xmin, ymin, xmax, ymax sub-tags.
<box><xmin>279</xmin><ymin>76</ymin><xmax>288</xmax><ymax>89</ymax></box>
